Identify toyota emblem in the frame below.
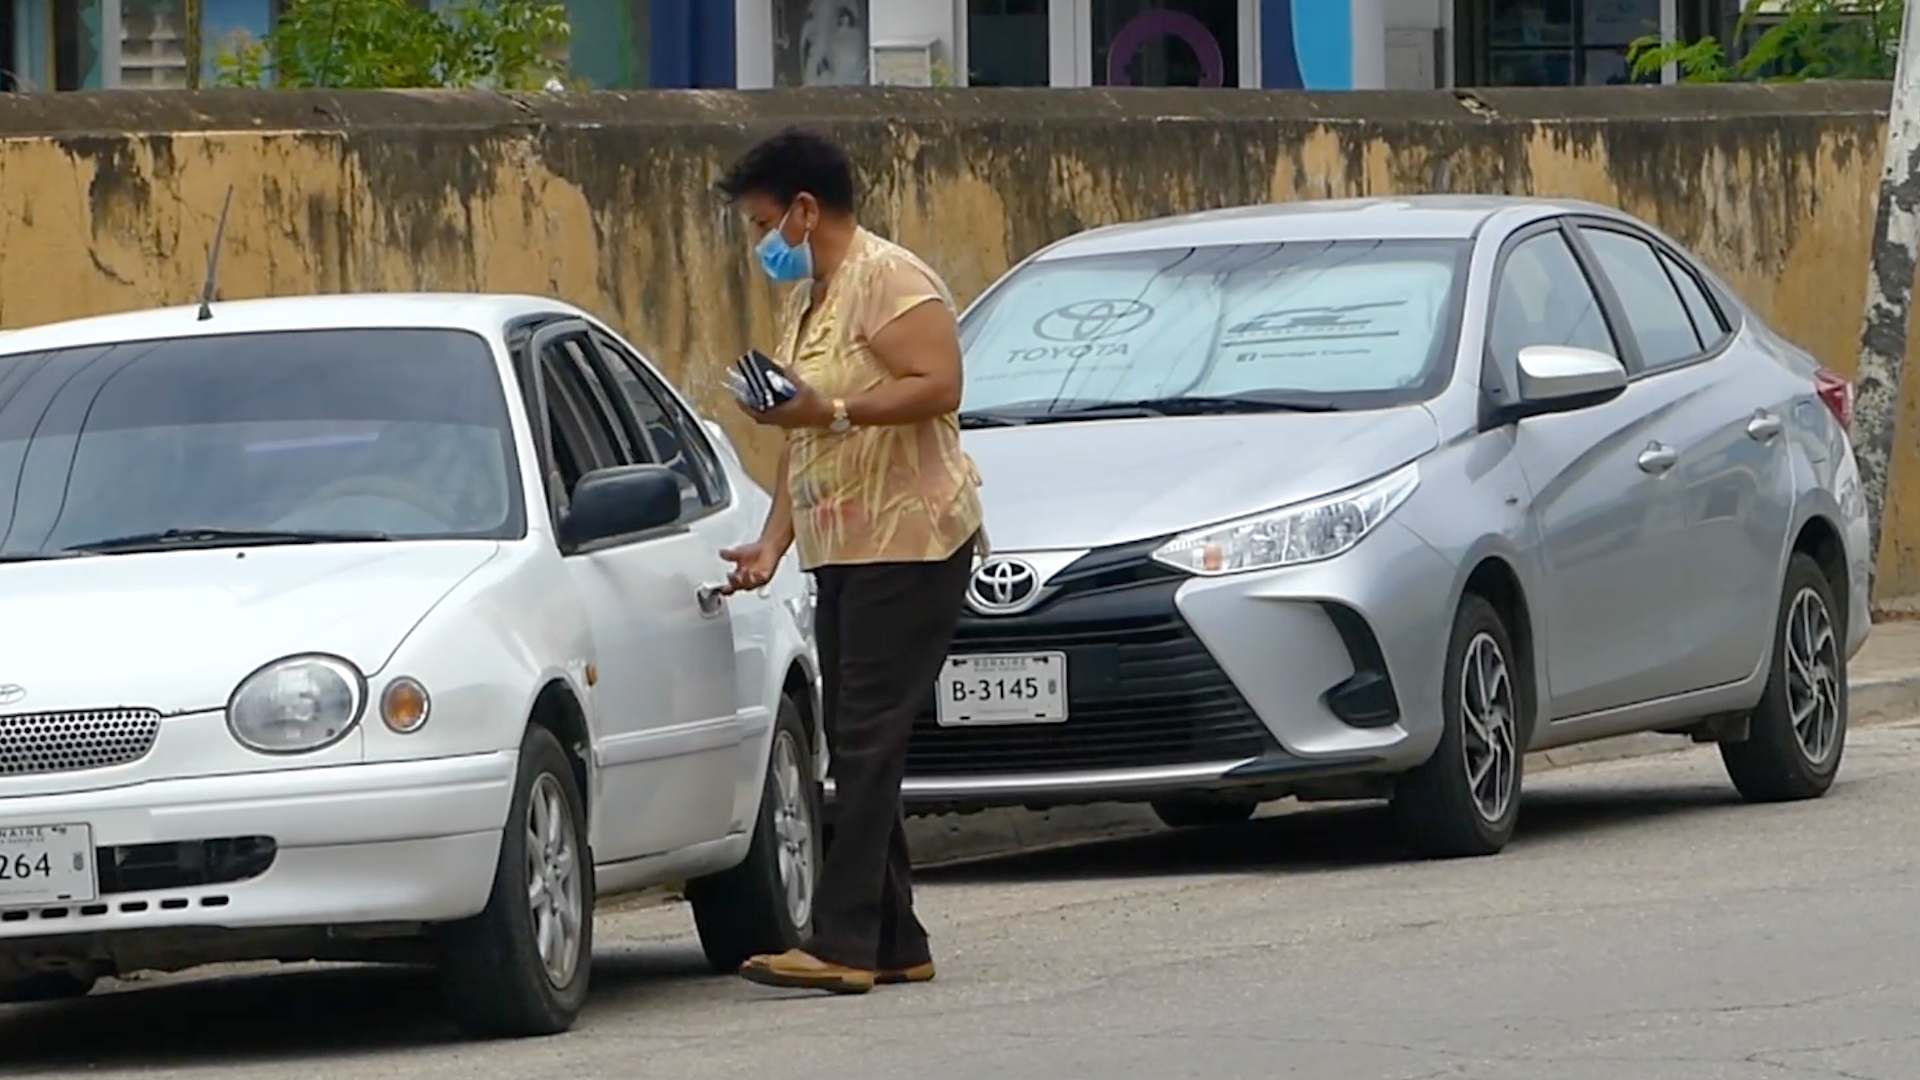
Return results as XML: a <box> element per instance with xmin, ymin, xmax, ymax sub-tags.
<box><xmin>967</xmin><ymin>558</ymin><xmax>1041</xmax><ymax>615</ymax></box>
<box><xmin>0</xmin><ymin>684</ymin><xmax>23</xmax><ymax>707</ymax></box>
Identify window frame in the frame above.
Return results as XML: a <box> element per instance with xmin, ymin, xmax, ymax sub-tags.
<box><xmin>588</xmin><ymin>329</ymin><xmax>733</xmax><ymax>516</ymax></box>
<box><xmin>1479</xmin><ymin>217</ymin><xmax>1628</xmax><ymax>427</ymax></box>
<box><xmin>1562</xmin><ymin>216</ymin><xmax>1738</xmax><ymax>380</ymax></box>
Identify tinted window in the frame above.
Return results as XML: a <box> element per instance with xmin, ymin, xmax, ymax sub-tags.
<box><xmin>957</xmin><ymin>239</ymin><xmax>1471</xmax><ymax>415</ymax></box>
<box><xmin>595</xmin><ymin>333</ymin><xmax>728</xmax><ymax>515</ymax></box>
<box><xmin>1659</xmin><ymin>249</ymin><xmax>1728</xmax><ymax>351</ymax></box>
<box><xmin>1579</xmin><ymin>227</ymin><xmax>1702</xmax><ymax>371</ymax></box>
<box><xmin>0</xmin><ymin>329</ymin><xmax>521</xmax><ymax>556</ymax></box>
<box><xmin>1488</xmin><ymin>231</ymin><xmax>1617</xmax><ymax>385</ymax></box>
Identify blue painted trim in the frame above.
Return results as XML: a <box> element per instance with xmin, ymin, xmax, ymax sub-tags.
<box><xmin>651</xmin><ymin>0</ymin><xmax>736</xmax><ymax>88</ymax></box>
<box><xmin>1259</xmin><ymin>0</ymin><xmax>1303</xmax><ymax>89</ymax></box>
<box><xmin>1292</xmin><ymin>0</ymin><xmax>1354</xmax><ymax>90</ymax></box>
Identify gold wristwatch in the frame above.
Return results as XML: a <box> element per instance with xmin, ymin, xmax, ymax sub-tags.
<box><xmin>827</xmin><ymin>398</ymin><xmax>851</xmax><ymax>434</ymax></box>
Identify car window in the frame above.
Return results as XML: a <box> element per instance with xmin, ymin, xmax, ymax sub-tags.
<box><xmin>956</xmin><ymin>239</ymin><xmax>1471</xmax><ymax>415</ymax></box>
<box><xmin>1487</xmin><ymin>231</ymin><xmax>1618</xmax><ymax>388</ymax></box>
<box><xmin>1578</xmin><ymin>226</ymin><xmax>1703</xmax><ymax>372</ymax></box>
<box><xmin>1658</xmin><ymin>248</ymin><xmax>1729</xmax><ymax>352</ymax></box>
<box><xmin>0</xmin><ymin>329</ymin><xmax>523</xmax><ymax>556</ymax></box>
<box><xmin>538</xmin><ymin>336</ymin><xmax>624</xmax><ymax>506</ymax></box>
<box><xmin>593</xmin><ymin>332</ymin><xmax>728</xmax><ymax>515</ymax></box>
<box><xmin>559</xmin><ymin>338</ymin><xmax>637</xmax><ymax>463</ymax></box>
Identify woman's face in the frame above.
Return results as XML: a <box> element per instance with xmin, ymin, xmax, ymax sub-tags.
<box><xmin>740</xmin><ymin>190</ymin><xmax>819</xmax><ymax>249</ymax></box>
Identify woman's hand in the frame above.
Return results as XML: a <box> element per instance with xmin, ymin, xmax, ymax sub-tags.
<box><xmin>734</xmin><ymin>372</ymin><xmax>834</xmax><ymax>430</ymax></box>
<box><xmin>719</xmin><ymin>540</ymin><xmax>783</xmax><ymax>594</ymax></box>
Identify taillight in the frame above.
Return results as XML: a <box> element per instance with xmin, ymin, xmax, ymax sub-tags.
<box><xmin>1815</xmin><ymin>369</ymin><xmax>1853</xmax><ymax>429</ymax></box>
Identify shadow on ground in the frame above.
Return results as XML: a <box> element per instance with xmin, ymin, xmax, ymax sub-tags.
<box><xmin>0</xmin><ymin>776</ymin><xmax>1833</xmax><ymax>1070</ymax></box>
<box><xmin>0</xmin><ymin>945</ymin><xmax>714</xmax><ymax>1072</ymax></box>
<box><xmin>916</xmin><ymin>782</ymin><xmax>1758</xmax><ymax>884</ymax></box>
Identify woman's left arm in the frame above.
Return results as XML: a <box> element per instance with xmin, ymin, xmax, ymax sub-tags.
<box><xmin>840</xmin><ymin>298</ymin><xmax>962</xmax><ymax>426</ymax></box>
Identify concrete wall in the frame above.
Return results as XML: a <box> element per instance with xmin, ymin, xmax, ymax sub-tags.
<box><xmin>3</xmin><ymin>83</ymin><xmax>1920</xmax><ymax>592</ymax></box>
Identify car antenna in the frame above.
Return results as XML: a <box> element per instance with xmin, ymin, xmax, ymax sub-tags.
<box><xmin>197</xmin><ymin>184</ymin><xmax>235</xmax><ymax>322</ymax></box>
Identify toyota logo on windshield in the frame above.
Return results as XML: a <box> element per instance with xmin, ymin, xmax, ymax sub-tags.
<box><xmin>0</xmin><ymin>684</ymin><xmax>24</xmax><ymax>707</ymax></box>
<box><xmin>1032</xmin><ymin>299</ymin><xmax>1154</xmax><ymax>343</ymax></box>
<box><xmin>967</xmin><ymin>558</ymin><xmax>1041</xmax><ymax>615</ymax></box>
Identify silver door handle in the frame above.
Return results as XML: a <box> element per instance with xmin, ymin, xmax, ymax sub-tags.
<box><xmin>696</xmin><ymin>583</ymin><xmax>728</xmax><ymax>616</ymax></box>
<box><xmin>1746</xmin><ymin>411</ymin><xmax>1784</xmax><ymax>442</ymax></box>
<box><xmin>1637</xmin><ymin>443</ymin><xmax>1679</xmax><ymax>475</ymax></box>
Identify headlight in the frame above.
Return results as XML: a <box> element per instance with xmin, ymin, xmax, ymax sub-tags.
<box><xmin>1152</xmin><ymin>463</ymin><xmax>1420</xmax><ymax>576</ymax></box>
<box><xmin>227</xmin><ymin>654</ymin><xmax>366</xmax><ymax>754</ymax></box>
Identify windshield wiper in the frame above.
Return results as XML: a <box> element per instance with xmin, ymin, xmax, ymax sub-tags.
<box><xmin>65</xmin><ymin>527</ymin><xmax>392</xmax><ymax>555</ymax></box>
<box><xmin>957</xmin><ymin>412</ymin><xmax>1030</xmax><ymax>429</ymax></box>
<box><xmin>1041</xmin><ymin>395</ymin><xmax>1342</xmax><ymax>421</ymax></box>
<box><xmin>0</xmin><ymin>551</ymin><xmax>87</xmax><ymax>563</ymax></box>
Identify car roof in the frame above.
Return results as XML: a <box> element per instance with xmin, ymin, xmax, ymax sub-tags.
<box><xmin>1032</xmin><ymin>194</ymin><xmax>1631</xmax><ymax>260</ymax></box>
<box><xmin>0</xmin><ymin>292</ymin><xmax>589</xmax><ymax>359</ymax></box>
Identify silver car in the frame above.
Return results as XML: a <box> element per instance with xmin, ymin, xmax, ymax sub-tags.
<box><xmin>900</xmin><ymin>195</ymin><xmax>1870</xmax><ymax>858</ymax></box>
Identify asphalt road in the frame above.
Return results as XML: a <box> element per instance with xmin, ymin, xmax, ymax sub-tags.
<box><xmin>8</xmin><ymin>720</ymin><xmax>1920</xmax><ymax>1080</ymax></box>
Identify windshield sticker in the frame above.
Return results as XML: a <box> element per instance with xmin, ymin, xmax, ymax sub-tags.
<box><xmin>1031</xmin><ymin>299</ymin><xmax>1155</xmax><ymax>343</ymax></box>
<box><xmin>1222</xmin><ymin>301</ymin><xmax>1408</xmax><ymax>349</ymax></box>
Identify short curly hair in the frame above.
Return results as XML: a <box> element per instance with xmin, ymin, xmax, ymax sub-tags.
<box><xmin>715</xmin><ymin>126</ymin><xmax>857</xmax><ymax>214</ymax></box>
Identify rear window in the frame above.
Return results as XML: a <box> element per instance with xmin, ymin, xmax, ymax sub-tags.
<box><xmin>958</xmin><ymin>238</ymin><xmax>1472</xmax><ymax>414</ymax></box>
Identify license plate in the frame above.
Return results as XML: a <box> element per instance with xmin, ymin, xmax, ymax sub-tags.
<box><xmin>935</xmin><ymin>653</ymin><xmax>1068</xmax><ymax>727</ymax></box>
<box><xmin>0</xmin><ymin>824</ymin><xmax>97</xmax><ymax>910</ymax></box>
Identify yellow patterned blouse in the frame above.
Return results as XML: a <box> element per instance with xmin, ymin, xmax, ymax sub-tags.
<box><xmin>777</xmin><ymin>228</ymin><xmax>985</xmax><ymax>571</ymax></box>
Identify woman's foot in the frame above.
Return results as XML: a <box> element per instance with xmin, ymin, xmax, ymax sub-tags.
<box><xmin>875</xmin><ymin>960</ymin><xmax>935</xmax><ymax>985</ymax></box>
<box><xmin>738</xmin><ymin>949</ymin><xmax>875</xmax><ymax>994</ymax></box>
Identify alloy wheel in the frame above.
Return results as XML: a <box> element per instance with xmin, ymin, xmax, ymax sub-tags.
<box><xmin>1460</xmin><ymin>631</ymin><xmax>1518</xmax><ymax>824</ymax></box>
<box><xmin>1784</xmin><ymin>587</ymin><xmax>1842</xmax><ymax>766</ymax></box>
<box><xmin>771</xmin><ymin>729</ymin><xmax>816</xmax><ymax>930</ymax></box>
<box><xmin>525</xmin><ymin>772</ymin><xmax>584</xmax><ymax>988</ymax></box>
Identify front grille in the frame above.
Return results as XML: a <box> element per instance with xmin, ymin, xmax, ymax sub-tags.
<box><xmin>0</xmin><ymin>708</ymin><xmax>163</xmax><ymax>777</ymax></box>
<box><xmin>909</xmin><ymin>579</ymin><xmax>1277</xmax><ymax>777</ymax></box>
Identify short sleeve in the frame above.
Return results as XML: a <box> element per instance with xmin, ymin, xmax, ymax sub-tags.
<box><xmin>851</xmin><ymin>253</ymin><xmax>953</xmax><ymax>344</ymax></box>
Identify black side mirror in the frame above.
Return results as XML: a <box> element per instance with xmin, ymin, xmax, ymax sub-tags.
<box><xmin>558</xmin><ymin>464</ymin><xmax>682</xmax><ymax>550</ymax></box>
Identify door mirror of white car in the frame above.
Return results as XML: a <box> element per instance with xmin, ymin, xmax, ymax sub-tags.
<box><xmin>1507</xmin><ymin>345</ymin><xmax>1628</xmax><ymax>421</ymax></box>
<box><xmin>558</xmin><ymin>464</ymin><xmax>683</xmax><ymax>551</ymax></box>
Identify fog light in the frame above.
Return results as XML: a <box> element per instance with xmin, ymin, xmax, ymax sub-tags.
<box><xmin>380</xmin><ymin>677</ymin><xmax>431</xmax><ymax>733</ymax></box>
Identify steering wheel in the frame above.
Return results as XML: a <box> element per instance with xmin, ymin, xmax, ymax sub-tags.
<box><xmin>296</xmin><ymin>475</ymin><xmax>459</xmax><ymax>526</ymax></box>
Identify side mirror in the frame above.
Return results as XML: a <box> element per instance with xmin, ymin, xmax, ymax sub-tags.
<box><xmin>558</xmin><ymin>464</ymin><xmax>682</xmax><ymax>550</ymax></box>
<box><xmin>1504</xmin><ymin>345</ymin><xmax>1628</xmax><ymax>421</ymax></box>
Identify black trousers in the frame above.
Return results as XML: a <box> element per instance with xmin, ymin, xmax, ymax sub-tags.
<box><xmin>804</xmin><ymin>536</ymin><xmax>974</xmax><ymax>971</ymax></box>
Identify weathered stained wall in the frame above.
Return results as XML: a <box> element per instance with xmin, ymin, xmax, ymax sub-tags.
<box><xmin>2</xmin><ymin>83</ymin><xmax>1918</xmax><ymax>592</ymax></box>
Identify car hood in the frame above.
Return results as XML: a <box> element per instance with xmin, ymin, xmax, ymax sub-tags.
<box><xmin>964</xmin><ymin>408</ymin><xmax>1440</xmax><ymax>551</ymax></box>
<box><xmin>0</xmin><ymin>541</ymin><xmax>502</xmax><ymax>715</ymax></box>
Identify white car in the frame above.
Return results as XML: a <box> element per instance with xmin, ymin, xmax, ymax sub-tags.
<box><xmin>0</xmin><ymin>294</ymin><xmax>823</xmax><ymax>1036</ymax></box>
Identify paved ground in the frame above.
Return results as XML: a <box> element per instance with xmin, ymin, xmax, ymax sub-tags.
<box><xmin>7</xmin><ymin>717</ymin><xmax>1920</xmax><ymax>1079</ymax></box>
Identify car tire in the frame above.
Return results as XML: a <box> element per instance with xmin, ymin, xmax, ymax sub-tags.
<box><xmin>0</xmin><ymin>971</ymin><xmax>95</xmax><ymax>1004</ymax></box>
<box><xmin>1720</xmin><ymin>553</ymin><xmax>1848</xmax><ymax>803</ymax></box>
<box><xmin>687</xmin><ymin>694</ymin><xmax>821</xmax><ymax>975</ymax></box>
<box><xmin>436</xmin><ymin>723</ymin><xmax>594</xmax><ymax>1038</ymax></box>
<box><xmin>1391</xmin><ymin>593</ymin><xmax>1525</xmax><ymax>859</ymax></box>
<box><xmin>1150</xmin><ymin>797</ymin><xmax>1257</xmax><ymax>829</ymax></box>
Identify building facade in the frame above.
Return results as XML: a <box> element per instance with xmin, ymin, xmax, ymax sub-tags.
<box><xmin>0</xmin><ymin>0</ymin><xmax>1736</xmax><ymax>94</ymax></box>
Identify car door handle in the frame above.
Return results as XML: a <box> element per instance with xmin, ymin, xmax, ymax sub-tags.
<box><xmin>1637</xmin><ymin>442</ymin><xmax>1679</xmax><ymax>475</ymax></box>
<box><xmin>696</xmin><ymin>582</ymin><xmax>728</xmax><ymax>617</ymax></box>
<box><xmin>1746</xmin><ymin>411</ymin><xmax>1784</xmax><ymax>442</ymax></box>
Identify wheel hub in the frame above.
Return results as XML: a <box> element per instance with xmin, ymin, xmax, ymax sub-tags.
<box><xmin>1785</xmin><ymin>587</ymin><xmax>1842</xmax><ymax>766</ymax></box>
<box><xmin>1461</xmin><ymin>631</ymin><xmax>1518</xmax><ymax>824</ymax></box>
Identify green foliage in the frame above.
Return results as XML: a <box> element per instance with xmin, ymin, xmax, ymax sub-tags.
<box><xmin>1628</xmin><ymin>0</ymin><xmax>1903</xmax><ymax>83</ymax></box>
<box><xmin>213</xmin><ymin>0</ymin><xmax>570</xmax><ymax>90</ymax></box>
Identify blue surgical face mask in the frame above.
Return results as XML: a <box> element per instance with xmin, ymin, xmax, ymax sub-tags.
<box><xmin>754</xmin><ymin>205</ymin><xmax>814</xmax><ymax>284</ymax></box>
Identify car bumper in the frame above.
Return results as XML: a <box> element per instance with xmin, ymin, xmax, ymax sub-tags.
<box><xmin>0</xmin><ymin>751</ymin><xmax>516</xmax><ymax>944</ymax></box>
<box><xmin>884</xmin><ymin>523</ymin><xmax>1454</xmax><ymax>812</ymax></box>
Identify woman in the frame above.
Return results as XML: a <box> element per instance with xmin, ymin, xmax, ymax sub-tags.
<box><xmin>715</xmin><ymin>127</ymin><xmax>984</xmax><ymax>995</ymax></box>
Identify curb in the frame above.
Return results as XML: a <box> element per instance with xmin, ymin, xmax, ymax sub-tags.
<box><xmin>905</xmin><ymin>669</ymin><xmax>1920</xmax><ymax>869</ymax></box>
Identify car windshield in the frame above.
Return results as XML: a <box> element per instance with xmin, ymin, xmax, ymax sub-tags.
<box><xmin>958</xmin><ymin>239</ymin><xmax>1471</xmax><ymax>420</ymax></box>
<box><xmin>0</xmin><ymin>327</ymin><xmax>523</xmax><ymax>558</ymax></box>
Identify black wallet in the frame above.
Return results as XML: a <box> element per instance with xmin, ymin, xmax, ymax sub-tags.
<box><xmin>728</xmin><ymin>350</ymin><xmax>799</xmax><ymax>413</ymax></box>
